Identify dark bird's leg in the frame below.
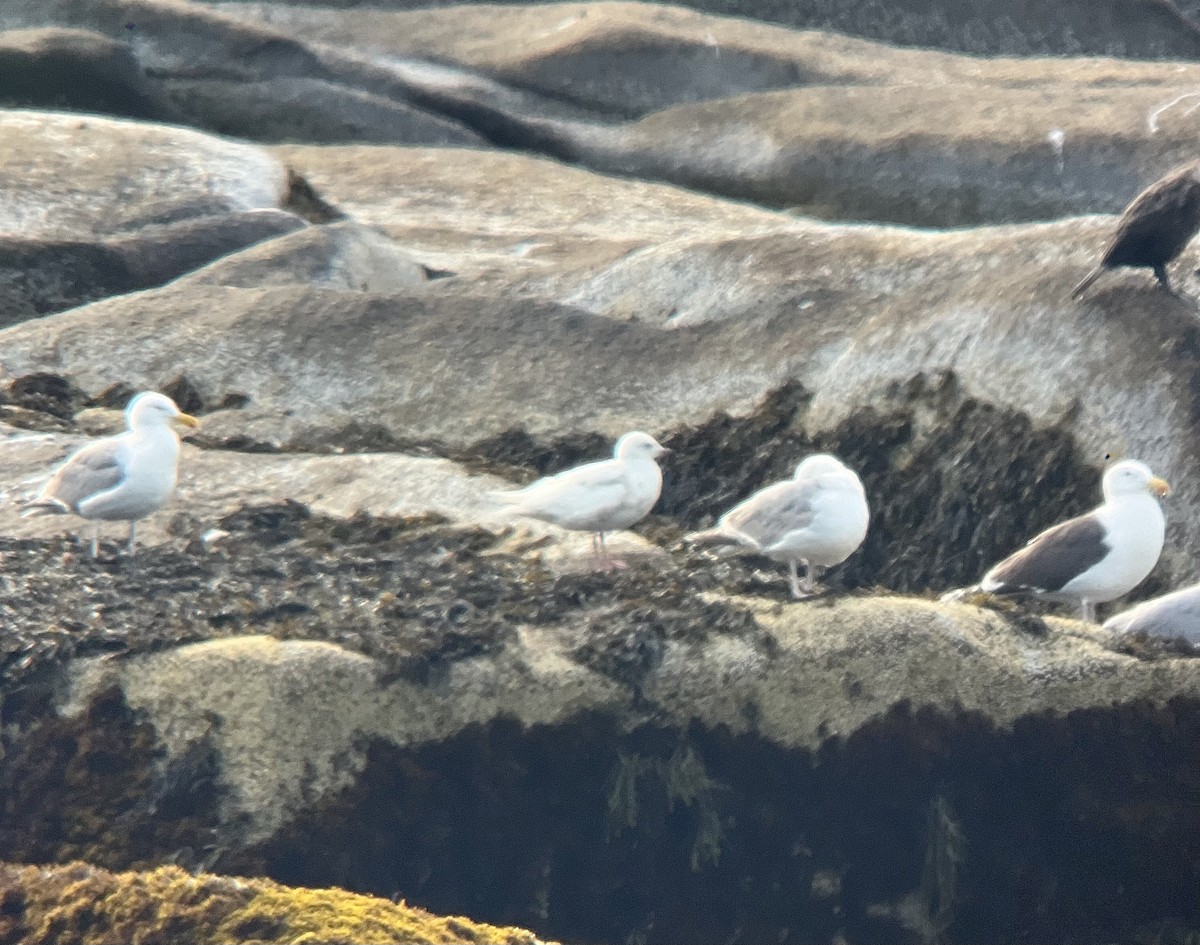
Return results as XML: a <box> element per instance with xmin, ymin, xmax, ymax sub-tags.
<box><xmin>1154</xmin><ymin>263</ymin><xmax>1173</xmax><ymax>293</ymax></box>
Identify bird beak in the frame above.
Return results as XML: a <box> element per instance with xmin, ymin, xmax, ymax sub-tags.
<box><xmin>173</xmin><ymin>413</ymin><xmax>201</xmax><ymax>432</ymax></box>
<box><xmin>656</xmin><ymin>447</ymin><xmax>672</xmax><ymax>458</ymax></box>
<box><xmin>1150</xmin><ymin>476</ymin><xmax>1171</xmax><ymax>498</ymax></box>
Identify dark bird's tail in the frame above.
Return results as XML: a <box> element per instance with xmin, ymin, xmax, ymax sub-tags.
<box><xmin>1070</xmin><ymin>266</ymin><xmax>1105</xmax><ymax>300</ymax></box>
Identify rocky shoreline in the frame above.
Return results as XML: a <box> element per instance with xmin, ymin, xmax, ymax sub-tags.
<box><xmin>5</xmin><ymin>0</ymin><xmax>1200</xmax><ymax>942</ymax></box>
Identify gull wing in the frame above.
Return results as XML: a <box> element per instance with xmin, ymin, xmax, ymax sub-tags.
<box><xmin>501</xmin><ymin>458</ymin><xmax>627</xmax><ymax>523</ymax></box>
<box><xmin>38</xmin><ymin>439</ymin><xmax>128</xmax><ymax>513</ymax></box>
<box><xmin>718</xmin><ymin>478</ymin><xmax>818</xmax><ymax>551</ymax></box>
<box><xmin>982</xmin><ymin>512</ymin><xmax>1108</xmax><ymax>595</ymax></box>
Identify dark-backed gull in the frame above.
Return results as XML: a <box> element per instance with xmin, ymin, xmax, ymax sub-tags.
<box><xmin>22</xmin><ymin>391</ymin><xmax>200</xmax><ymax>558</ymax></box>
<box><xmin>491</xmin><ymin>430</ymin><xmax>668</xmax><ymax>569</ymax></box>
<box><xmin>974</xmin><ymin>459</ymin><xmax>1169</xmax><ymax>623</ymax></box>
<box><xmin>687</xmin><ymin>453</ymin><xmax>870</xmax><ymax>599</ymax></box>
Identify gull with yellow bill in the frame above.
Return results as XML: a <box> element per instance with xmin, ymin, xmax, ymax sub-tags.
<box><xmin>21</xmin><ymin>391</ymin><xmax>200</xmax><ymax>558</ymax></box>
<box><xmin>947</xmin><ymin>459</ymin><xmax>1170</xmax><ymax>623</ymax></box>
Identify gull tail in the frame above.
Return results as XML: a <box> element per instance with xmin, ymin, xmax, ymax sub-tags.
<box><xmin>683</xmin><ymin>527</ymin><xmax>727</xmax><ymax>546</ymax></box>
<box><xmin>1070</xmin><ymin>266</ymin><xmax>1104</xmax><ymax>300</ymax></box>
<box><xmin>684</xmin><ymin>527</ymin><xmax>749</xmax><ymax>557</ymax></box>
<box><xmin>487</xmin><ymin>489</ymin><xmax>523</xmax><ymax>507</ymax></box>
<box><xmin>20</xmin><ymin>498</ymin><xmax>70</xmax><ymax>518</ymax></box>
<box><xmin>938</xmin><ymin>584</ymin><xmax>982</xmax><ymax>604</ymax></box>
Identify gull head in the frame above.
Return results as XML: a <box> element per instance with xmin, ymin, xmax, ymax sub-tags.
<box><xmin>126</xmin><ymin>391</ymin><xmax>201</xmax><ymax>435</ymax></box>
<box><xmin>614</xmin><ymin>430</ymin><xmax>669</xmax><ymax>462</ymax></box>
<box><xmin>794</xmin><ymin>453</ymin><xmax>848</xmax><ymax>480</ymax></box>
<box><xmin>1102</xmin><ymin>459</ymin><xmax>1170</xmax><ymax>500</ymax></box>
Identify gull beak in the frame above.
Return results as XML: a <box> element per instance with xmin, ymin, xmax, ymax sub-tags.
<box><xmin>1150</xmin><ymin>476</ymin><xmax>1171</xmax><ymax>498</ymax></box>
<box><xmin>174</xmin><ymin>413</ymin><xmax>201</xmax><ymax>433</ymax></box>
<box><xmin>656</xmin><ymin>446</ymin><xmax>673</xmax><ymax>458</ymax></box>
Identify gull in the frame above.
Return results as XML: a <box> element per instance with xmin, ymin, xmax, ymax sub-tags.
<box><xmin>954</xmin><ymin>459</ymin><xmax>1169</xmax><ymax>623</ymax></box>
<box><xmin>491</xmin><ymin>430</ymin><xmax>668</xmax><ymax>569</ymax></box>
<box><xmin>22</xmin><ymin>391</ymin><xmax>200</xmax><ymax>558</ymax></box>
<box><xmin>688</xmin><ymin>453</ymin><xmax>870</xmax><ymax>598</ymax></box>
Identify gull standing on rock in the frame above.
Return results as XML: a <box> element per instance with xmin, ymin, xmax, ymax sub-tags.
<box><xmin>687</xmin><ymin>453</ymin><xmax>870</xmax><ymax>599</ymax></box>
<box><xmin>954</xmin><ymin>459</ymin><xmax>1169</xmax><ymax>623</ymax></box>
<box><xmin>22</xmin><ymin>391</ymin><xmax>200</xmax><ymax>558</ymax></box>
<box><xmin>491</xmin><ymin>431</ymin><xmax>669</xmax><ymax>569</ymax></box>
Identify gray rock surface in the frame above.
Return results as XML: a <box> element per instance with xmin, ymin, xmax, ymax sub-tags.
<box><xmin>7</xmin><ymin>2</ymin><xmax>1200</xmax><ymax>222</ymax></box>
<box><xmin>48</xmin><ymin>595</ymin><xmax>1200</xmax><ymax>844</ymax></box>
<box><xmin>0</xmin><ymin>26</ymin><xmax>177</xmax><ymax>120</ymax></box>
<box><xmin>0</xmin><ymin>209</ymin><xmax>306</xmax><ymax>325</ymax></box>
<box><xmin>0</xmin><ymin>110</ymin><xmax>285</xmax><ymax>237</ymax></box>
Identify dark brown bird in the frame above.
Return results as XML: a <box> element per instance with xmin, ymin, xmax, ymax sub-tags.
<box><xmin>1072</xmin><ymin>160</ymin><xmax>1200</xmax><ymax>299</ymax></box>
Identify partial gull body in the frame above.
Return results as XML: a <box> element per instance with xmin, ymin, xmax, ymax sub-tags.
<box><xmin>21</xmin><ymin>391</ymin><xmax>200</xmax><ymax>558</ymax></box>
<box><xmin>491</xmin><ymin>431</ymin><xmax>668</xmax><ymax>569</ymax></box>
<box><xmin>965</xmin><ymin>459</ymin><xmax>1169</xmax><ymax>623</ymax></box>
<box><xmin>1104</xmin><ymin>583</ymin><xmax>1200</xmax><ymax>646</ymax></box>
<box><xmin>687</xmin><ymin>453</ymin><xmax>870</xmax><ymax>599</ymax></box>
<box><xmin>1072</xmin><ymin>160</ymin><xmax>1200</xmax><ymax>298</ymax></box>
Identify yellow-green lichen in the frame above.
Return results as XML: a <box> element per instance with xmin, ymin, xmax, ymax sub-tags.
<box><xmin>0</xmin><ymin>861</ymin><xmax>548</xmax><ymax>945</ymax></box>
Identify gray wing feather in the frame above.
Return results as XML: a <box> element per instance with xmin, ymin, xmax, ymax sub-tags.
<box><xmin>38</xmin><ymin>441</ymin><xmax>127</xmax><ymax>513</ymax></box>
<box><xmin>720</xmin><ymin>479</ymin><xmax>817</xmax><ymax>550</ymax></box>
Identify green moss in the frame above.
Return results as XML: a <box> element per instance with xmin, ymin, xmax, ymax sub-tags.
<box><xmin>0</xmin><ymin>861</ymin><xmax>546</xmax><ymax>945</ymax></box>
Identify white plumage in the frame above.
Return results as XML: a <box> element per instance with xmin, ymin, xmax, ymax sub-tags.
<box><xmin>976</xmin><ymin>459</ymin><xmax>1169</xmax><ymax>623</ymax></box>
<box><xmin>491</xmin><ymin>430</ymin><xmax>668</xmax><ymax>568</ymax></box>
<box><xmin>1104</xmin><ymin>582</ymin><xmax>1200</xmax><ymax>645</ymax></box>
<box><xmin>688</xmin><ymin>453</ymin><xmax>869</xmax><ymax>598</ymax></box>
<box><xmin>22</xmin><ymin>391</ymin><xmax>200</xmax><ymax>557</ymax></box>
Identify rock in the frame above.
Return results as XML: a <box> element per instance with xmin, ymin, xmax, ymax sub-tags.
<box><xmin>48</xmin><ymin>597</ymin><xmax>1193</xmax><ymax>840</ymax></box>
<box><xmin>163</xmin><ymin>75</ymin><xmax>487</xmax><ymax>145</ymax></box>
<box><xmin>0</xmin><ymin>111</ymin><xmax>285</xmax><ymax>238</ymax></box>
<box><xmin>10</xmin><ymin>2</ymin><xmax>1200</xmax><ymax>222</ymax></box>
<box><xmin>0</xmin><ymin>860</ymin><xmax>547</xmax><ymax>944</ymax></box>
<box><xmin>2</xmin><ymin>513</ymin><xmax>1200</xmax><ymax>943</ymax></box>
<box><xmin>0</xmin><ymin>210</ymin><xmax>306</xmax><ymax>326</ymax></box>
<box><xmin>217</xmin><ymin>0</ymin><xmax>1200</xmax><ymax>60</ymax></box>
<box><xmin>0</xmin><ymin>26</ymin><xmax>176</xmax><ymax>120</ymax></box>
<box><xmin>177</xmin><ymin>220</ymin><xmax>429</xmax><ymax>292</ymax></box>
<box><xmin>199</xmin><ymin>2</ymin><xmax>1200</xmax><ymax>224</ymax></box>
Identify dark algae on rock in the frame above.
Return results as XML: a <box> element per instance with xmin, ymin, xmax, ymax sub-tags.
<box><xmin>220</xmin><ymin>701</ymin><xmax>1200</xmax><ymax>945</ymax></box>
